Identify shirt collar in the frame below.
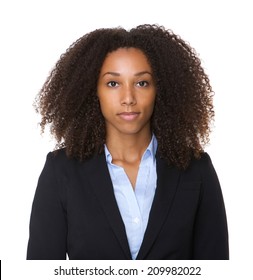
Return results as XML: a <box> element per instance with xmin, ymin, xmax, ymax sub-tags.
<box><xmin>104</xmin><ymin>134</ymin><xmax>157</xmax><ymax>164</ymax></box>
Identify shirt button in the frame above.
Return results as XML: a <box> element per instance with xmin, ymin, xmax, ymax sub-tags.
<box><xmin>133</xmin><ymin>217</ymin><xmax>140</xmax><ymax>224</ymax></box>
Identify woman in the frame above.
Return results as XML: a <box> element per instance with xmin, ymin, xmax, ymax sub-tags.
<box><xmin>27</xmin><ymin>24</ymin><xmax>229</xmax><ymax>260</ymax></box>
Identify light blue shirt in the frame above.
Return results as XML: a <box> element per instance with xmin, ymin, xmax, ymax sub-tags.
<box><xmin>104</xmin><ymin>135</ymin><xmax>158</xmax><ymax>259</ymax></box>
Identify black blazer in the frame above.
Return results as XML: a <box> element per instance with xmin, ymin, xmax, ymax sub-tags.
<box><xmin>27</xmin><ymin>150</ymin><xmax>229</xmax><ymax>260</ymax></box>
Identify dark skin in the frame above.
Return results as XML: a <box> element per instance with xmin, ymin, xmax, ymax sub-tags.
<box><xmin>97</xmin><ymin>48</ymin><xmax>156</xmax><ymax>188</ymax></box>
<box><xmin>36</xmin><ymin>25</ymin><xmax>214</xmax><ymax>170</ymax></box>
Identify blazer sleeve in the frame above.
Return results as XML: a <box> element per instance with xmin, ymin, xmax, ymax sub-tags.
<box><xmin>192</xmin><ymin>153</ymin><xmax>229</xmax><ymax>260</ymax></box>
<box><xmin>27</xmin><ymin>152</ymin><xmax>67</xmax><ymax>260</ymax></box>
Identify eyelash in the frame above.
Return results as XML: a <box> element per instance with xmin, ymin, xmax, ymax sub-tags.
<box><xmin>107</xmin><ymin>81</ymin><xmax>149</xmax><ymax>87</ymax></box>
<box><xmin>137</xmin><ymin>81</ymin><xmax>149</xmax><ymax>87</ymax></box>
<box><xmin>107</xmin><ymin>81</ymin><xmax>118</xmax><ymax>87</ymax></box>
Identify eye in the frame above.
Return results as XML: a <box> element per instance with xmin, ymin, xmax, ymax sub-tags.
<box><xmin>136</xmin><ymin>81</ymin><xmax>149</xmax><ymax>87</ymax></box>
<box><xmin>107</xmin><ymin>81</ymin><xmax>119</xmax><ymax>87</ymax></box>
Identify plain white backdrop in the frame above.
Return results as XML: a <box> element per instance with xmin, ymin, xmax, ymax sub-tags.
<box><xmin>0</xmin><ymin>0</ymin><xmax>252</xmax><ymax>278</ymax></box>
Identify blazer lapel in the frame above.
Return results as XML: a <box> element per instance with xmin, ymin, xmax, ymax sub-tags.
<box><xmin>137</xmin><ymin>156</ymin><xmax>181</xmax><ymax>259</ymax></box>
<box><xmin>84</xmin><ymin>153</ymin><xmax>132</xmax><ymax>259</ymax></box>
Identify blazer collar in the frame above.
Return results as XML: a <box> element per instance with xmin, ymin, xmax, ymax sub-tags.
<box><xmin>84</xmin><ymin>153</ymin><xmax>132</xmax><ymax>259</ymax></box>
<box><xmin>83</xmin><ymin>153</ymin><xmax>181</xmax><ymax>260</ymax></box>
<box><xmin>136</xmin><ymin>156</ymin><xmax>181</xmax><ymax>259</ymax></box>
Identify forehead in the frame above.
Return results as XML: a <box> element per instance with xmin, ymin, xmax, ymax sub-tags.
<box><xmin>100</xmin><ymin>47</ymin><xmax>152</xmax><ymax>72</ymax></box>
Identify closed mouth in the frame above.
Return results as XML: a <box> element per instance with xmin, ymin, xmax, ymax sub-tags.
<box><xmin>117</xmin><ymin>112</ymin><xmax>140</xmax><ymax>120</ymax></box>
<box><xmin>118</xmin><ymin>112</ymin><xmax>140</xmax><ymax>116</ymax></box>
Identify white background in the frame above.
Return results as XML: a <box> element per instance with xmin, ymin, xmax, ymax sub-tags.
<box><xmin>0</xmin><ymin>0</ymin><xmax>252</xmax><ymax>278</ymax></box>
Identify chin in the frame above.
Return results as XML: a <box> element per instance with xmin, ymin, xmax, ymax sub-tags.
<box><xmin>119</xmin><ymin>128</ymin><xmax>146</xmax><ymax>135</ymax></box>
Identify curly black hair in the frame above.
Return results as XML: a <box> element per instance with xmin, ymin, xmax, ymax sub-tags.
<box><xmin>35</xmin><ymin>24</ymin><xmax>214</xmax><ymax>169</ymax></box>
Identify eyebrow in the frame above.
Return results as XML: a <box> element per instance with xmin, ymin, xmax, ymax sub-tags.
<box><xmin>102</xmin><ymin>71</ymin><xmax>153</xmax><ymax>77</ymax></box>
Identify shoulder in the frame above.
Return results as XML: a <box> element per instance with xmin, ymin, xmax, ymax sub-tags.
<box><xmin>46</xmin><ymin>148</ymin><xmax>82</xmax><ymax>167</ymax></box>
<box><xmin>184</xmin><ymin>152</ymin><xmax>212</xmax><ymax>173</ymax></box>
<box><xmin>180</xmin><ymin>152</ymin><xmax>218</xmax><ymax>183</ymax></box>
<box><xmin>44</xmin><ymin>148</ymin><xmax>105</xmax><ymax>173</ymax></box>
<box><xmin>46</xmin><ymin>148</ymin><xmax>69</xmax><ymax>162</ymax></box>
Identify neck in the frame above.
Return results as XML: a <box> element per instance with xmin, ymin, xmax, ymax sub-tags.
<box><xmin>106</xmin><ymin>131</ymin><xmax>152</xmax><ymax>163</ymax></box>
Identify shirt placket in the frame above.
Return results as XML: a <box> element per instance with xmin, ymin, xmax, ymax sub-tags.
<box><xmin>112</xmin><ymin>164</ymin><xmax>143</xmax><ymax>259</ymax></box>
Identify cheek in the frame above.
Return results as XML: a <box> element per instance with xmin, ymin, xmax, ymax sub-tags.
<box><xmin>98</xmin><ymin>94</ymin><xmax>117</xmax><ymax>116</ymax></box>
<box><xmin>98</xmin><ymin>98</ymin><xmax>108</xmax><ymax>117</ymax></box>
<box><xmin>141</xmin><ymin>94</ymin><xmax>156</xmax><ymax>110</ymax></box>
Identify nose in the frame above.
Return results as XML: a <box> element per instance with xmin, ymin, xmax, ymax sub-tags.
<box><xmin>121</xmin><ymin>84</ymin><xmax>136</xmax><ymax>106</ymax></box>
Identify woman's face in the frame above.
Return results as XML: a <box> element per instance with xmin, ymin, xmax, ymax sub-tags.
<box><xmin>97</xmin><ymin>47</ymin><xmax>156</xmax><ymax>138</ymax></box>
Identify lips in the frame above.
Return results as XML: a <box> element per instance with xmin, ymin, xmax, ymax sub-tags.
<box><xmin>117</xmin><ymin>112</ymin><xmax>140</xmax><ymax>121</ymax></box>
